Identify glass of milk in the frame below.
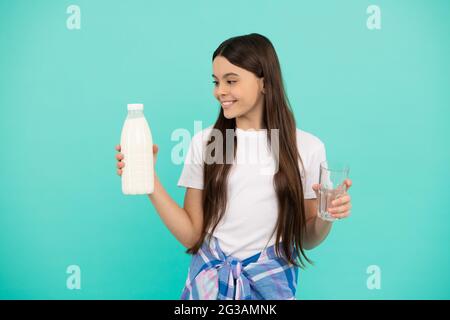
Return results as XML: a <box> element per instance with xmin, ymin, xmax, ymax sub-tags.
<box><xmin>120</xmin><ymin>103</ymin><xmax>154</xmax><ymax>195</ymax></box>
<box><xmin>318</xmin><ymin>160</ymin><xmax>349</xmax><ymax>221</ymax></box>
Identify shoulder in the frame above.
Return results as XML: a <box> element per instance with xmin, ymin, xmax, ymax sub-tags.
<box><xmin>295</xmin><ymin>128</ymin><xmax>325</xmax><ymax>154</ymax></box>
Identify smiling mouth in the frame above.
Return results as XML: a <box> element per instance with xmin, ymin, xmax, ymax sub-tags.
<box><xmin>221</xmin><ymin>100</ymin><xmax>237</xmax><ymax>108</ymax></box>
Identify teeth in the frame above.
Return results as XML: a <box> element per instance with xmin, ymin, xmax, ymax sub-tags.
<box><xmin>222</xmin><ymin>100</ymin><xmax>236</xmax><ymax>106</ymax></box>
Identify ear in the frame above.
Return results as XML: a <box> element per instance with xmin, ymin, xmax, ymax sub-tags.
<box><xmin>260</xmin><ymin>77</ymin><xmax>265</xmax><ymax>94</ymax></box>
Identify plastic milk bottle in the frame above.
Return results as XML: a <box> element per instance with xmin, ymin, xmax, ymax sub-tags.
<box><xmin>120</xmin><ymin>103</ymin><xmax>154</xmax><ymax>195</ymax></box>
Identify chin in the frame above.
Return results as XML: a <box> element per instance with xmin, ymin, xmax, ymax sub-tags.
<box><xmin>223</xmin><ymin>113</ymin><xmax>236</xmax><ymax>120</ymax></box>
<box><xmin>222</xmin><ymin>109</ymin><xmax>238</xmax><ymax>119</ymax></box>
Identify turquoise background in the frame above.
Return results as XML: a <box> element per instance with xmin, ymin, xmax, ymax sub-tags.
<box><xmin>0</xmin><ymin>0</ymin><xmax>449</xmax><ymax>299</ymax></box>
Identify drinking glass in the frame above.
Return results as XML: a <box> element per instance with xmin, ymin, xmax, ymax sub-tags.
<box><xmin>318</xmin><ymin>160</ymin><xmax>350</xmax><ymax>221</ymax></box>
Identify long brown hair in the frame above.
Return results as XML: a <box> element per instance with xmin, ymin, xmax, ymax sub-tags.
<box><xmin>186</xmin><ymin>33</ymin><xmax>312</xmax><ymax>268</ymax></box>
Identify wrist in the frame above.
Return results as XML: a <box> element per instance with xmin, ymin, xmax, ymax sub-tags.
<box><xmin>314</xmin><ymin>215</ymin><xmax>333</xmax><ymax>229</ymax></box>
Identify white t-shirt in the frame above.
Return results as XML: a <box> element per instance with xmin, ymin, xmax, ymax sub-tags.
<box><xmin>177</xmin><ymin>126</ymin><xmax>327</xmax><ymax>260</ymax></box>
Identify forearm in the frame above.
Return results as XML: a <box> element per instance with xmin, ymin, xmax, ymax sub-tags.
<box><xmin>148</xmin><ymin>175</ymin><xmax>198</xmax><ymax>248</ymax></box>
<box><xmin>303</xmin><ymin>216</ymin><xmax>333</xmax><ymax>250</ymax></box>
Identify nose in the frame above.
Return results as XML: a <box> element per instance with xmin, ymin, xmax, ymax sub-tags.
<box><xmin>216</xmin><ymin>83</ymin><xmax>229</xmax><ymax>97</ymax></box>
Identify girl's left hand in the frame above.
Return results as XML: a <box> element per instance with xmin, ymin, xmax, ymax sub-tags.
<box><xmin>311</xmin><ymin>179</ymin><xmax>353</xmax><ymax>220</ymax></box>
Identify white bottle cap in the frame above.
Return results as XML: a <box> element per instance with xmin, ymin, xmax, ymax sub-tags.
<box><xmin>127</xmin><ymin>103</ymin><xmax>144</xmax><ymax>111</ymax></box>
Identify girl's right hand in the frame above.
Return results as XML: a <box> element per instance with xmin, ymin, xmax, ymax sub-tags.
<box><xmin>115</xmin><ymin>145</ymin><xmax>125</xmax><ymax>176</ymax></box>
<box><xmin>115</xmin><ymin>144</ymin><xmax>159</xmax><ymax>176</ymax></box>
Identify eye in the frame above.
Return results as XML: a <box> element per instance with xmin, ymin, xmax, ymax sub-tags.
<box><xmin>212</xmin><ymin>80</ymin><xmax>237</xmax><ymax>86</ymax></box>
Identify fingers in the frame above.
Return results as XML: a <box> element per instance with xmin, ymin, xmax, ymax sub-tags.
<box><xmin>318</xmin><ymin>179</ymin><xmax>352</xmax><ymax>220</ymax></box>
<box><xmin>328</xmin><ymin>202</ymin><xmax>351</xmax><ymax>213</ymax></box>
<box><xmin>331</xmin><ymin>209</ymin><xmax>351</xmax><ymax>219</ymax></box>
<box><xmin>115</xmin><ymin>145</ymin><xmax>124</xmax><ymax>161</ymax></box>
<box><xmin>331</xmin><ymin>195</ymin><xmax>351</xmax><ymax>206</ymax></box>
<box><xmin>117</xmin><ymin>161</ymin><xmax>125</xmax><ymax>169</ymax></box>
<box><xmin>328</xmin><ymin>203</ymin><xmax>352</xmax><ymax>218</ymax></box>
<box><xmin>116</xmin><ymin>153</ymin><xmax>124</xmax><ymax>161</ymax></box>
<box><xmin>344</xmin><ymin>178</ymin><xmax>352</xmax><ymax>189</ymax></box>
<box><xmin>115</xmin><ymin>144</ymin><xmax>124</xmax><ymax>176</ymax></box>
<box><xmin>116</xmin><ymin>144</ymin><xmax>156</xmax><ymax>177</ymax></box>
<box><xmin>116</xmin><ymin>144</ymin><xmax>156</xmax><ymax>155</ymax></box>
<box><xmin>328</xmin><ymin>193</ymin><xmax>352</xmax><ymax>219</ymax></box>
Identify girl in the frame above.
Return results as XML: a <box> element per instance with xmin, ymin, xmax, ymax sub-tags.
<box><xmin>115</xmin><ymin>33</ymin><xmax>353</xmax><ymax>300</ymax></box>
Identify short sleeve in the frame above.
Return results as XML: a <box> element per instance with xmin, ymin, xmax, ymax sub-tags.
<box><xmin>303</xmin><ymin>143</ymin><xmax>327</xmax><ymax>199</ymax></box>
<box><xmin>177</xmin><ymin>134</ymin><xmax>204</xmax><ymax>190</ymax></box>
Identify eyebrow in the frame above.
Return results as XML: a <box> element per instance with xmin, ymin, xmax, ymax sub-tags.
<box><xmin>212</xmin><ymin>72</ymin><xmax>240</xmax><ymax>79</ymax></box>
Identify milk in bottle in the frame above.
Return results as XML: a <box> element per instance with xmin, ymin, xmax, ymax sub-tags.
<box><xmin>120</xmin><ymin>103</ymin><xmax>154</xmax><ymax>194</ymax></box>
